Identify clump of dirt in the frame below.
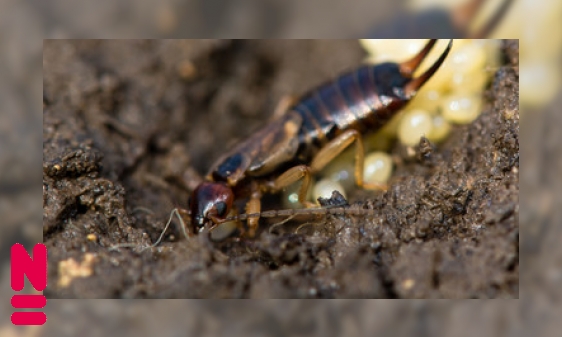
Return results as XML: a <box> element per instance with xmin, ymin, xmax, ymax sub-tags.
<box><xmin>43</xmin><ymin>40</ymin><xmax>518</xmax><ymax>298</ymax></box>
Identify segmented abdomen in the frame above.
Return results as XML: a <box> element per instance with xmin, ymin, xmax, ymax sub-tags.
<box><xmin>293</xmin><ymin>64</ymin><xmax>407</xmax><ymax>154</ymax></box>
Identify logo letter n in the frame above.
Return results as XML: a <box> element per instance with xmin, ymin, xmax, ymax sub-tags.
<box><xmin>11</xmin><ymin>244</ymin><xmax>47</xmax><ymax>292</ymax></box>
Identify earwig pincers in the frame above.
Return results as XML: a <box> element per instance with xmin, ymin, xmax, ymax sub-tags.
<box><xmin>180</xmin><ymin>39</ymin><xmax>453</xmax><ymax>239</ymax></box>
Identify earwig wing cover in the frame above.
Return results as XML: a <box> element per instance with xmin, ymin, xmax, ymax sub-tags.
<box><xmin>246</xmin><ymin>112</ymin><xmax>303</xmax><ymax>176</ymax></box>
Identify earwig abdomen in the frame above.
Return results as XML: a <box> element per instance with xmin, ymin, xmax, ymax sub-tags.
<box><xmin>293</xmin><ymin>62</ymin><xmax>412</xmax><ymax>159</ymax></box>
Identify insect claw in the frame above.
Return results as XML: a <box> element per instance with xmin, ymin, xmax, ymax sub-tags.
<box><xmin>403</xmin><ymin>39</ymin><xmax>453</xmax><ymax>98</ymax></box>
<box><xmin>399</xmin><ymin>39</ymin><xmax>438</xmax><ymax>77</ymax></box>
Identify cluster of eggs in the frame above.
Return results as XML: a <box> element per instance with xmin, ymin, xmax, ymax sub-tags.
<box><xmin>362</xmin><ymin>39</ymin><xmax>499</xmax><ymax>143</ymax></box>
<box><xmin>284</xmin><ymin>39</ymin><xmax>499</xmax><ymax>207</ymax></box>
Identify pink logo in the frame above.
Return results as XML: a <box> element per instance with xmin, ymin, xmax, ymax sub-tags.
<box><xmin>11</xmin><ymin>244</ymin><xmax>47</xmax><ymax>325</ymax></box>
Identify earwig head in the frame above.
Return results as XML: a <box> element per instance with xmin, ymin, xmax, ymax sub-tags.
<box><xmin>189</xmin><ymin>182</ymin><xmax>234</xmax><ymax>234</ymax></box>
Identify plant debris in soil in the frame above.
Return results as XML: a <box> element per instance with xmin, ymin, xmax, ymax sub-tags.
<box><xmin>43</xmin><ymin>40</ymin><xmax>518</xmax><ymax>298</ymax></box>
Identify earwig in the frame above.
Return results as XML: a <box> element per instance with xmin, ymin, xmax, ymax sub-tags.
<box><xmin>171</xmin><ymin>38</ymin><xmax>455</xmax><ymax>241</ymax></box>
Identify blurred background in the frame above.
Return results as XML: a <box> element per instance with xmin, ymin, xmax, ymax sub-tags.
<box><xmin>0</xmin><ymin>0</ymin><xmax>551</xmax><ymax>335</ymax></box>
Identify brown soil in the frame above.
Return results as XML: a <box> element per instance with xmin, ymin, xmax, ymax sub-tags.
<box><xmin>43</xmin><ymin>40</ymin><xmax>518</xmax><ymax>298</ymax></box>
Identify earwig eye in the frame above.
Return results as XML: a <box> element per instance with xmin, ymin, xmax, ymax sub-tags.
<box><xmin>215</xmin><ymin>201</ymin><xmax>227</xmax><ymax>217</ymax></box>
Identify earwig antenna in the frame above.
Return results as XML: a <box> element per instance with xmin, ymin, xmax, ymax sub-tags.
<box><xmin>220</xmin><ymin>205</ymin><xmax>380</xmax><ymax>225</ymax></box>
<box><xmin>268</xmin><ymin>213</ymin><xmax>299</xmax><ymax>234</ymax></box>
<box><xmin>132</xmin><ymin>206</ymin><xmax>155</xmax><ymax>215</ymax></box>
<box><xmin>218</xmin><ymin>204</ymin><xmax>382</xmax><ymax>235</ymax></box>
<box><xmin>294</xmin><ymin>221</ymin><xmax>320</xmax><ymax>234</ymax></box>
<box><xmin>148</xmin><ymin>208</ymin><xmax>191</xmax><ymax>248</ymax></box>
<box><xmin>108</xmin><ymin>208</ymin><xmax>191</xmax><ymax>252</ymax></box>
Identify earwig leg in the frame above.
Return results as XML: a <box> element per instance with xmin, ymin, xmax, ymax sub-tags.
<box><xmin>310</xmin><ymin>129</ymin><xmax>387</xmax><ymax>191</ymax></box>
<box><xmin>227</xmin><ymin>209</ymin><xmax>247</xmax><ymax>238</ymax></box>
<box><xmin>270</xmin><ymin>165</ymin><xmax>316</xmax><ymax>208</ymax></box>
<box><xmin>244</xmin><ymin>185</ymin><xmax>262</xmax><ymax>238</ymax></box>
<box><xmin>271</xmin><ymin>95</ymin><xmax>298</xmax><ymax>121</ymax></box>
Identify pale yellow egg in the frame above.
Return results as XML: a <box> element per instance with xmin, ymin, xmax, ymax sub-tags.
<box><xmin>363</xmin><ymin>152</ymin><xmax>393</xmax><ymax>184</ymax></box>
<box><xmin>449</xmin><ymin>43</ymin><xmax>487</xmax><ymax>75</ymax></box>
<box><xmin>441</xmin><ymin>93</ymin><xmax>483</xmax><ymax>124</ymax></box>
<box><xmin>398</xmin><ymin>109</ymin><xmax>434</xmax><ymax>146</ymax></box>
<box><xmin>473</xmin><ymin>39</ymin><xmax>502</xmax><ymax>69</ymax></box>
<box><xmin>282</xmin><ymin>179</ymin><xmax>315</xmax><ymax>209</ymax></box>
<box><xmin>313</xmin><ymin>179</ymin><xmax>347</xmax><ymax>202</ymax></box>
<box><xmin>321</xmin><ymin>149</ymin><xmax>355</xmax><ymax>191</ymax></box>
<box><xmin>427</xmin><ymin>114</ymin><xmax>452</xmax><ymax>143</ymax></box>
<box><xmin>408</xmin><ymin>87</ymin><xmax>442</xmax><ymax>114</ymax></box>
<box><xmin>450</xmin><ymin>69</ymin><xmax>488</xmax><ymax>94</ymax></box>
